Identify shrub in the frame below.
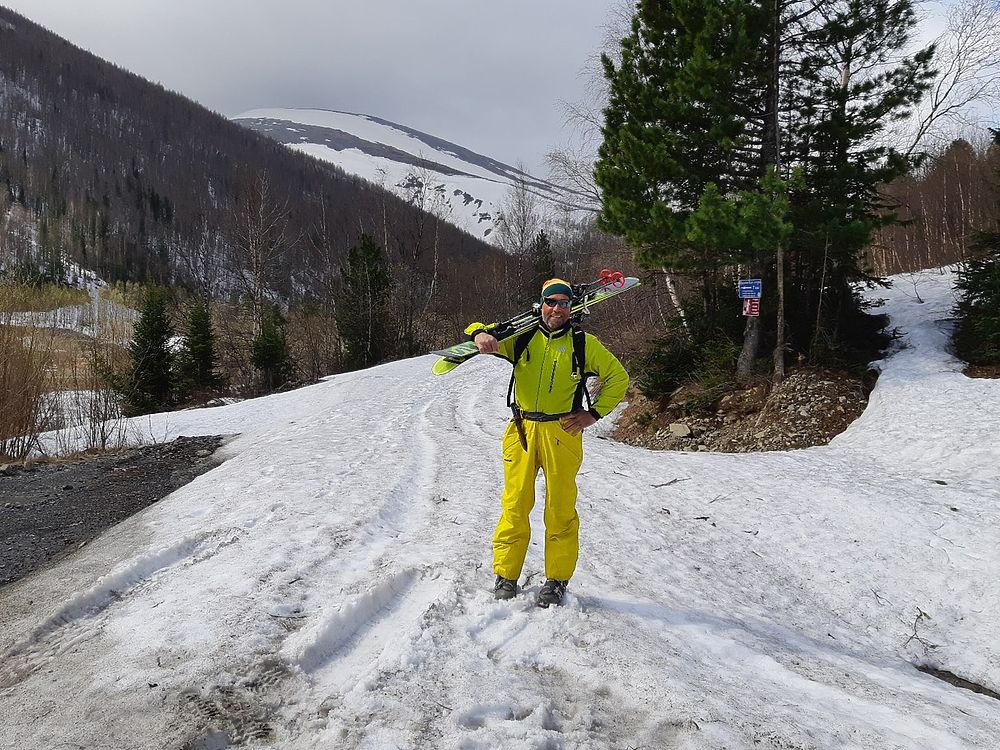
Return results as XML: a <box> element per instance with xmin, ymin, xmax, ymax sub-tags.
<box><xmin>252</xmin><ymin>305</ymin><xmax>295</xmax><ymax>392</ymax></box>
<box><xmin>954</xmin><ymin>233</ymin><xmax>1000</xmax><ymax>366</ymax></box>
<box><xmin>0</xmin><ymin>325</ymin><xmax>53</xmax><ymax>459</ymax></box>
<box><xmin>635</xmin><ymin>329</ymin><xmax>698</xmax><ymax>399</ymax></box>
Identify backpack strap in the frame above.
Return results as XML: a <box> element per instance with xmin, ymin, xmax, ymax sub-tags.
<box><xmin>506</xmin><ymin>329</ymin><xmax>536</xmax><ymax>408</ymax></box>
<box><xmin>571</xmin><ymin>324</ymin><xmax>592</xmax><ymax>412</ymax></box>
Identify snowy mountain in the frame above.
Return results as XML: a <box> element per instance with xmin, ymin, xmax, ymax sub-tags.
<box><xmin>0</xmin><ymin>10</ymin><xmax>496</xmax><ymax>295</ymax></box>
<box><xmin>2</xmin><ymin>269</ymin><xmax>1000</xmax><ymax>748</ymax></box>
<box><xmin>233</xmin><ymin>108</ymin><xmax>589</xmax><ymax>241</ymax></box>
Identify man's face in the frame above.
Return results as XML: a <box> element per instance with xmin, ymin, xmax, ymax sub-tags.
<box><xmin>541</xmin><ymin>293</ymin><xmax>571</xmax><ymax>329</ymax></box>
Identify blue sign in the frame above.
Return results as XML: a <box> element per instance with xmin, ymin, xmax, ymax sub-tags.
<box><xmin>738</xmin><ymin>279</ymin><xmax>762</xmax><ymax>299</ymax></box>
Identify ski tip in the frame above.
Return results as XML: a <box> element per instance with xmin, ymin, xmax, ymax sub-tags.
<box><xmin>432</xmin><ymin>357</ymin><xmax>463</xmax><ymax>375</ymax></box>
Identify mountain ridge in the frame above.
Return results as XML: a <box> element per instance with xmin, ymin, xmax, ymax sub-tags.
<box><xmin>0</xmin><ymin>8</ymin><xmax>497</xmax><ymax>297</ymax></box>
<box><xmin>234</xmin><ymin>107</ymin><xmax>589</xmax><ymax>240</ymax></box>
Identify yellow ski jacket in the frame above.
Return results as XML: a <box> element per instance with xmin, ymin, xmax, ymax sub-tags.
<box><xmin>466</xmin><ymin>323</ymin><xmax>629</xmax><ymax>419</ymax></box>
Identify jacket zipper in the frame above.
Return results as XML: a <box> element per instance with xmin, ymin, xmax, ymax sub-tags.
<box><xmin>531</xmin><ymin>335</ymin><xmax>552</xmax><ymax>411</ymax></box>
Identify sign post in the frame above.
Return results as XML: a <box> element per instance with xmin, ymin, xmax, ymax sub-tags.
<box><xmin>738</xmin><ymin>279</ymin><xmax>762</xmax><ymax>300</ymax></box>
<box><xmin>738</xmin><ymin>278</ymin><xmax>762</xmax><ymax>317</ymax></box>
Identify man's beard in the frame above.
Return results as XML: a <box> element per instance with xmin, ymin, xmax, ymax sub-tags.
<box><xmin>541</xmin><ymin>316</ymin><xmax>569</xmax><ymax>332</ymax></box>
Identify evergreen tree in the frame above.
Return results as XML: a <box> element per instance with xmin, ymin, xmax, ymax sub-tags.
<box><xmin>178</xmin><ymin>298</ymin><xmax>219</xmax><ymax>392</ymax></box>
<box><xmin>336</xmin><ymin>234</ymin><xmax>393</xmax><ymax>371</ymax></box>
<box><xmin>784</xmin><ymin>0</ymin><xmax>935</xmax><ymax>363</ymax></box>
<box><xmin>596</xmin><ymin>0</ymin><xmax>765</xmax><ymax>275</ymax></box>
<box><xmin>127</xmin><ymin>286</ymin><xmax>174</xmax><ymax>414</ymax></box>
<box><xmin>527</xmin><ymin>230</ymin><xmax>556</xmax><ymax>297</ymax></box>
<box><xmin>953</xmin><ymin>129</ymin><xmax>1000</xmax><ymax>367</ymax></box>
<box><xmin>597</xmin><ymin>0</ymin><xmax>934</xmax><ymax>377</ymax></box>
<box><xmin>252</xmin><ymin>304</ymin><xmax>295</xmax><ymax>391</ymax></box>
<box><xmin>596</xmin><ymin>0</ymin><xmax>781</xmax><ymax>378</ymax></box>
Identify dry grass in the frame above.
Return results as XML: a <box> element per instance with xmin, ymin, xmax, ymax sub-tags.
<box><xmin>99</xmin><ymin>281</ymin><xmax>148</xmax><ymax>310</ymax></box>
<box><xmin>0</xmin><ymin>282</ymin><xmax>89</xmax><ymax>313</ymax></box>
<box><xmin>0</xmin><ymin>281</ymin><xmax>137</xmax><ymax>459</ymax></box>
<box><xmin>0</xmin><ymin>318</ymin><xmax>56</xmax><ymax>459</ymax></box>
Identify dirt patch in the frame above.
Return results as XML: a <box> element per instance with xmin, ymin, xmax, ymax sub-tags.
<box><xmin>613</xmin><ymin>367</ymin><xmax>874</xmax><ymax>453</ymax></box>
<box><xmin>916</xmin><ymin>665</ymin><xmax>1000</xmax><ymax>701</ymax></box>
<box><xmin>963</xmin><ymin>364</ymin><xmax>1000</xmax><ymax>379</ymax></box>
<box><xmin>0</xmin><ymin>435</ymin><xmax>227</xmax><ymax>587</ymax></box>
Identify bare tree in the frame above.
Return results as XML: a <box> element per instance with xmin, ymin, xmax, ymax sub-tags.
<box><xmin>904</xmin><ymin>0</ymin><xmax>1000</xmax><ymax>156</ymax></box>
<box><xmin>544</xmin><ymin>0</ymin><xmax>633</xmax><ymax>211</ymax></box>
<box><xmin>176</xmin><ymin>216</ymin><xmax>225</xmax><ymax>298</ymax></box>
<box><xmin>494</xmin><ymin>166</ymin><xmax>545</xmax><ymax>257</ymax></box>
<box><xmin>399</xmin><ymin>165</ymin><xmax>452</xmax><ymax>311</ymax></box>
<box><xmin>229</xmin><ymin>170</ymin><xmax>294</xmax><ymax>335</ymax></box>
<box><xmin>545</xmin><ymin>145</ymin><xmax>604</xmax><ymax>212</ymax></box>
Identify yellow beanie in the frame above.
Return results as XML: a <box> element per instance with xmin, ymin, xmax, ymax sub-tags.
<box><xmin>540</xmin><ymin>278</ymin><xmax>572</xmax><ymax>299</ymax></box>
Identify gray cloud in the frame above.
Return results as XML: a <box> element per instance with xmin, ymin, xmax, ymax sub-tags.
<box><xmin>4</xmin><ymin>0</ymin><xmax>619</xmax><ymax>174</ymax></box>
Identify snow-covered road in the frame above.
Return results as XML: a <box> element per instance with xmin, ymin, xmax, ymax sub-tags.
<box><xmin>1</xmin><ymin>269</ymin><xmax>998</xmax><ymax>749</ymax></box>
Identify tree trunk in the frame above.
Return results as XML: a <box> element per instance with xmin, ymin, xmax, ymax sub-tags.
<box><xmin>662</xmin><ymin>268</ymin><xmax>689</xmax><ymax>334</ymax></box>
<box><xmin>737</xmin><ymin>309</ymin><xmax>761</xmax><ymax>378</ymax></box>
<box><xmin>773</xmin><ymin>242</ymin><xmax>786</xmax><ymax>384</ymax></box>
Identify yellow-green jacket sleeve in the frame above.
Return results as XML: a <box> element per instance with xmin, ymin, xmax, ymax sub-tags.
<box><xmin>463</xmin><ymin>321</ymin><xmax>516</xmax><ymax>363</ymax></box>
<box><xmin>584</xmin><ymin>334</ymin><xmax>629</xmax><ymax>419</ymax></box>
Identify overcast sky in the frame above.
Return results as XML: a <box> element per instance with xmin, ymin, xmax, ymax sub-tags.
<box><xmin>4</xmin><ymin>1</ymin><xmax>971</xmax><ymax>178</ymax></box>
<box><xmin>3</xmin><ymin>0</ymin><xmax>623</xmax><ymax>175</ymax></box>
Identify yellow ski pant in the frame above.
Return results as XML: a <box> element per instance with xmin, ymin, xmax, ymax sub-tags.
<box><xmin>492</xmin><ymin>419</ymin><xmax>583</xmax><ymax>581</ymax></box>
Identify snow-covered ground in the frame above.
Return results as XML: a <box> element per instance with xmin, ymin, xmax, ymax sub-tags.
<box><xmin>1</xmin><ymin>268</ymin><xmax>998</xmax><ymax>749</ymax></box>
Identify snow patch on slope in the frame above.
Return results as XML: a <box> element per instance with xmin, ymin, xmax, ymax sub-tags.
<box><xmin>233</xmin><ymin>107</ymin><xmax>588</xmax><ymax>241</ymax></box>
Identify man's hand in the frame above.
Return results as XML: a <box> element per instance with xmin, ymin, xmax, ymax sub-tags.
<box><xmin>474</xmin><ymin>331</ymin><xmax>500</xmax><ymax>354</ymax></box>
<box><xmin>561</xmin><ymin>410</ymin><xmax>597</xmax><ymax>435</ymax></box>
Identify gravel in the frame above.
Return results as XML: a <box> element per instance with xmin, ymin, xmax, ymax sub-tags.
<box><xmin>0</xmin><ymin>435</ymin><xmax>227</xmax><ymax>588</ymax></box>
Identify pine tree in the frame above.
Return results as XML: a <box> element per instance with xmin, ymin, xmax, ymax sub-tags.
<box><xmin>596</xmin><ymin>0</ymin><xmax>766</xmax><ymax>274</ymax></box>
<box><xmin>127</xmin><ymin>286</ymin><xmax>174</xmax><ymax>414</ymax></box>
<box><xmin>178</xmin><ymin>298</ymin><xmax>219</xmax><ymax>392</ymax></box>
<box><xmin>251</xmin><ymin>304</ymin><xmax>294</xmax><ymax>391</ymax></box>
<box><xmin>336</xmin><ymin>234</ymin><xmax>393</xmax><ymax>371</ymax></box>
<box><xmin>596</xmin><ymin>0</ymin><xmax>780</xmax><ymax>378</ymax></box>
<box><xmin>527</xmin><ymin>230</ymin><xmax>555</xmax><ymax>297</ymax></box>
<box><xmin>953</xmin><ymin>129</ymin><xmax>1000</xmax><ymax>367</ymax></box>
<box><xmin>784</xmin><ymin>0</ymin><xmax>935</xmax><ymax>363</ymax></box>
<box><xmin>597</xmin><ymin>0</ymin><xmax>934</xmax><ymax>376</ymax></box>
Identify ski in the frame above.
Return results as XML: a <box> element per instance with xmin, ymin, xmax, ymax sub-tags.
<box><xmin>431</xmin><ymin>271</ymin><xmax>640</xmax><ymax>375</ymax></box>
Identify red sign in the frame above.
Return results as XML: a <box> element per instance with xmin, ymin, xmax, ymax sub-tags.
<box><xmin>743</xmin><ymin>298</ymin><xmax>760</xmax><ymax>317</ymax></box>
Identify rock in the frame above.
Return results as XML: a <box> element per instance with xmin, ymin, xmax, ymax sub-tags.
<box><xmin>669</xmin><ymin>423</ymin><xmax>692</xmax><ymax>438</ymax></box>
<box><xmin>196</xmin><ymin>449</ymin><xmax>212</xmax><ymax>458</ymax></box>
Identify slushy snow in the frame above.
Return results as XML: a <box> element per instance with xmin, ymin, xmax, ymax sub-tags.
<box><xmin>1</xmin><ymin>268</ymin><xmax>998</xmax><ymax>749</ymax></box>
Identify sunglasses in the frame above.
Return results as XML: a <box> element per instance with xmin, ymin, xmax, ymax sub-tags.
<box><xmin>542</xmin><ymin>297</ymin><xmax>572</xmax><ymax>309</ymax></box>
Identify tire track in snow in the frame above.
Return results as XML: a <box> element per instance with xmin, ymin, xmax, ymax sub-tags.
<box><xmin>272</xmin><ymin>386</ymin><xmax>450</xmax><ymax>692</ymax></box>
<box><xmin>452</xmin><ymin>359</ymin><xmax>506</xmax><ymax>443</ymax></box>
<box><xmin>333</xmin><ymin>392</ymin><xmax>440</xmax><ymax>579</ymax></box>
<box><xmin>0</xmin><ymin>529</ymin><xmax>243</xmax><ymax>690</ymax></box>
<box><xmin>274</xmin><ymin>368</ymin><xmax>500</xmax><ymax>710</ymax></box>
<box><xmin>290</xmin><ymin>567</ymin><xmax>449</xmax><ymax>691</ymax></box>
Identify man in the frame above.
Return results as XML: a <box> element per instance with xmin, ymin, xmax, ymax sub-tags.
<box><xmin>466</xmin><ymin>278</ymin><xmax>629</xmax><ymax>607</ymax></box>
